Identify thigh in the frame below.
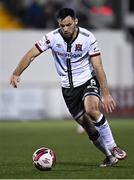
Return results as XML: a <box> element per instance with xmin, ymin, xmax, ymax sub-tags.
<box><xmin>84</xmin><ymin>95</ymin><xmax>100</xmax><ymax>110</ymax></box>
<box><xmin>62</xmin><ymin>86</ymin><xmax>85</xmax><ymax>120</ymax></box>
<box><xmin>83</xmin><ymin>76</ymin><xmax>101</xmax><ymax>118</ymax></box>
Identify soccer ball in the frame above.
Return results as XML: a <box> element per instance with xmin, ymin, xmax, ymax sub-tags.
<box><xmin>32</xmin><ymin>147</ymin><xmax>56</xmax><ymax>171</ymax></box>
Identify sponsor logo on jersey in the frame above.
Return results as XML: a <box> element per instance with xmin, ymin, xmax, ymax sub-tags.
<box><xmin>56</xmin><ymin>43</ymin><xmax>62</xmax><ymax>48</ymax></box>
<box><xmin>54</xmin><ymin>51</ymin><xmax>82</xmax><ymax>58</ymax></box>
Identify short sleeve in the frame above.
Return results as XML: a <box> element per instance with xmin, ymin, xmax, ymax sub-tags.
<box><xmin>35</xmin><ymin>33</ymin><xmax>52</xmax><ymax>53</ymax></box>
<box><xmin>88</xmin><ymin>32</ymin><xmax>101</xmax><ymax>57</ymax></box>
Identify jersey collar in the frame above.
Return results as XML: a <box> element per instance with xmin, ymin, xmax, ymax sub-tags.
<box><xmin>59</xmin><ymin>27</ymin><xmax>79</xmax><ymax>44</ymax></box>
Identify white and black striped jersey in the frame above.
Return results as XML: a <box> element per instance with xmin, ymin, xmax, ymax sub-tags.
<box><xmin>35</xmin><ymin>27</ymin><xmax>101</xmax><ymax>88</ymax></box>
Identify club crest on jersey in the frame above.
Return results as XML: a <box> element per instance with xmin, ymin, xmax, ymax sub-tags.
<box><xmin>75</xmin><ymin>44</ymin><xmax>82</xmax><ymax>51</ymax></box>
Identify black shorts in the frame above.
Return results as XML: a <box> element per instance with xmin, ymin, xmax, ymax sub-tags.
<box><xmin>62</xmin><ymin>76</ymin><xmax>100</xmax><ymax>120</ymax></box>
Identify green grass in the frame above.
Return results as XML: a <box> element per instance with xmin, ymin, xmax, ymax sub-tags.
<box><xmin>0</xmin><ymin>119</ymin><xmax>134</xmax><ymax>179</ymax></box>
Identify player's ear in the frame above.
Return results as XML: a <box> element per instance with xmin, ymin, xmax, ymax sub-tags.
<box><xmin>75</xmin><ymin>18</ymin><xmax>78</xmax><ymax>26</ymax></box>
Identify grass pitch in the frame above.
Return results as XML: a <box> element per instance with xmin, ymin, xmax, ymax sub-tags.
<box><xmin>0</xmin><ymin>119</ymin><xmax>134</xmax><ymax>179</ymax></box>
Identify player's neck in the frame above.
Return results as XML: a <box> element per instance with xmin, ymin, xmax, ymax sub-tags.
<box><xmin>72</xmin><ymin>27</ymin><xmax>78</xmax><ymax>42</ymax></box>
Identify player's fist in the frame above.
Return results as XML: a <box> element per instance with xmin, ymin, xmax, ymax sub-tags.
<box><xmin>10</xmin><ymin>75</ymin><xmax>20</xmax><ymax>88</ymax></box>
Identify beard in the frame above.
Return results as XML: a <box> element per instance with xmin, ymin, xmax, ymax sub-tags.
<box><xmin>62</xmin><ymin>29</ymin><xmax>76</xmax><ymax>42</ymax></box>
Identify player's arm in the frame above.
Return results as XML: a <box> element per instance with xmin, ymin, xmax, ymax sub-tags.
<box><xmin>10</xmin><ymin>46</ymin><xmax>41</xmax><ymax>88</ymax></box>
<box><xmin>90</xmin><ymin>55</ymin><xmax>116</xmax><ymax>113</ymax></box>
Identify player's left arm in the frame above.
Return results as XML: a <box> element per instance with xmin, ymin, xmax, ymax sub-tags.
<box><xmin>90</xmin><ymin>55</ymin><xmax>116</xmax><ymax>113</ymax></box>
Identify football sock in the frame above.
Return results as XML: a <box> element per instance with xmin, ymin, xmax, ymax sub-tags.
<box><xmin>84</xmin><ymin>125</ymin><xmax>111</xmax><ymax>156</ymax></box>
<box><xmin>93</xmin><ymin>114</ymin><xmax>117</xmax><ymax>151</ymax></box>
<box><xmin>93</xmin><ymin>134</ymin><xmax>112</xmax><ymax>156</ymax></box>
<box><xmin>80</xmin><ymin>114</ymin><xmax>111</xmax><ymax>156</ymax></box>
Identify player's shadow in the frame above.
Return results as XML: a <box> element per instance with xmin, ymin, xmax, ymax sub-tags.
<box><xmin>58</xmin><ymin>161</ymin><xmax>97</xmax><ymax>167</ymax></box>
<box><xmin>57</xmin><ymin>161</ymin><xmax>129</xmax><ymax>171</ymax></box>
<box><xmin>55</xmin><ymin>161</ymin><xmax>99</xmax><ymax>171</ymax></box>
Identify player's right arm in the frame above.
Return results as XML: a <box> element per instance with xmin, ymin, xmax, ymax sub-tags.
<box><xmin>10</xmin><ymin>46</ymin><xmax>41</xmax><ymax>88</ymax></box>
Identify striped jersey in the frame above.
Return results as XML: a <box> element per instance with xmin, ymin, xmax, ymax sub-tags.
<box><xmin>35</xmin><ymin>27</ymin><xmax>101</xmax><ymax>88</ymax></box>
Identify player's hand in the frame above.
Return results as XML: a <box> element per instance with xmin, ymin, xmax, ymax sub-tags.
<box><xmin>101</xmin><ymin>94</ymin><xmax>116</xmax><ymax>114</ymax></box>
<box><xmin>10</xmin><ymin>75</ymin><xmax>20</xmax><ymax>88</ymax></box>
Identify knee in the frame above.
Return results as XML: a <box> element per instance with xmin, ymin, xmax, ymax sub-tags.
<box><xmin>85</xmin><ymin>104</ymin><xmax>100</xmax><ymax>120</ymax></box>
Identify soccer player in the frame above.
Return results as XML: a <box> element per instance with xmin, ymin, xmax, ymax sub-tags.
<box><xmin>10</xmin><ymin>8</ymin><xmax>127</xmax><ymax>167</ymax></box>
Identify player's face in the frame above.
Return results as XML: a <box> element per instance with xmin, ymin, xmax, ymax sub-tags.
<box><xmin>58</xmin><ymin>16</ymin><xmax>78</xmax><ymax>38</ymax></box>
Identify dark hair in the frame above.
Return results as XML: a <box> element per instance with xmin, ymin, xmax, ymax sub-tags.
<box><xmin>56</xmin><ymin>8</ymin><xmax>76</xmax><ymax>20</ymax></box>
